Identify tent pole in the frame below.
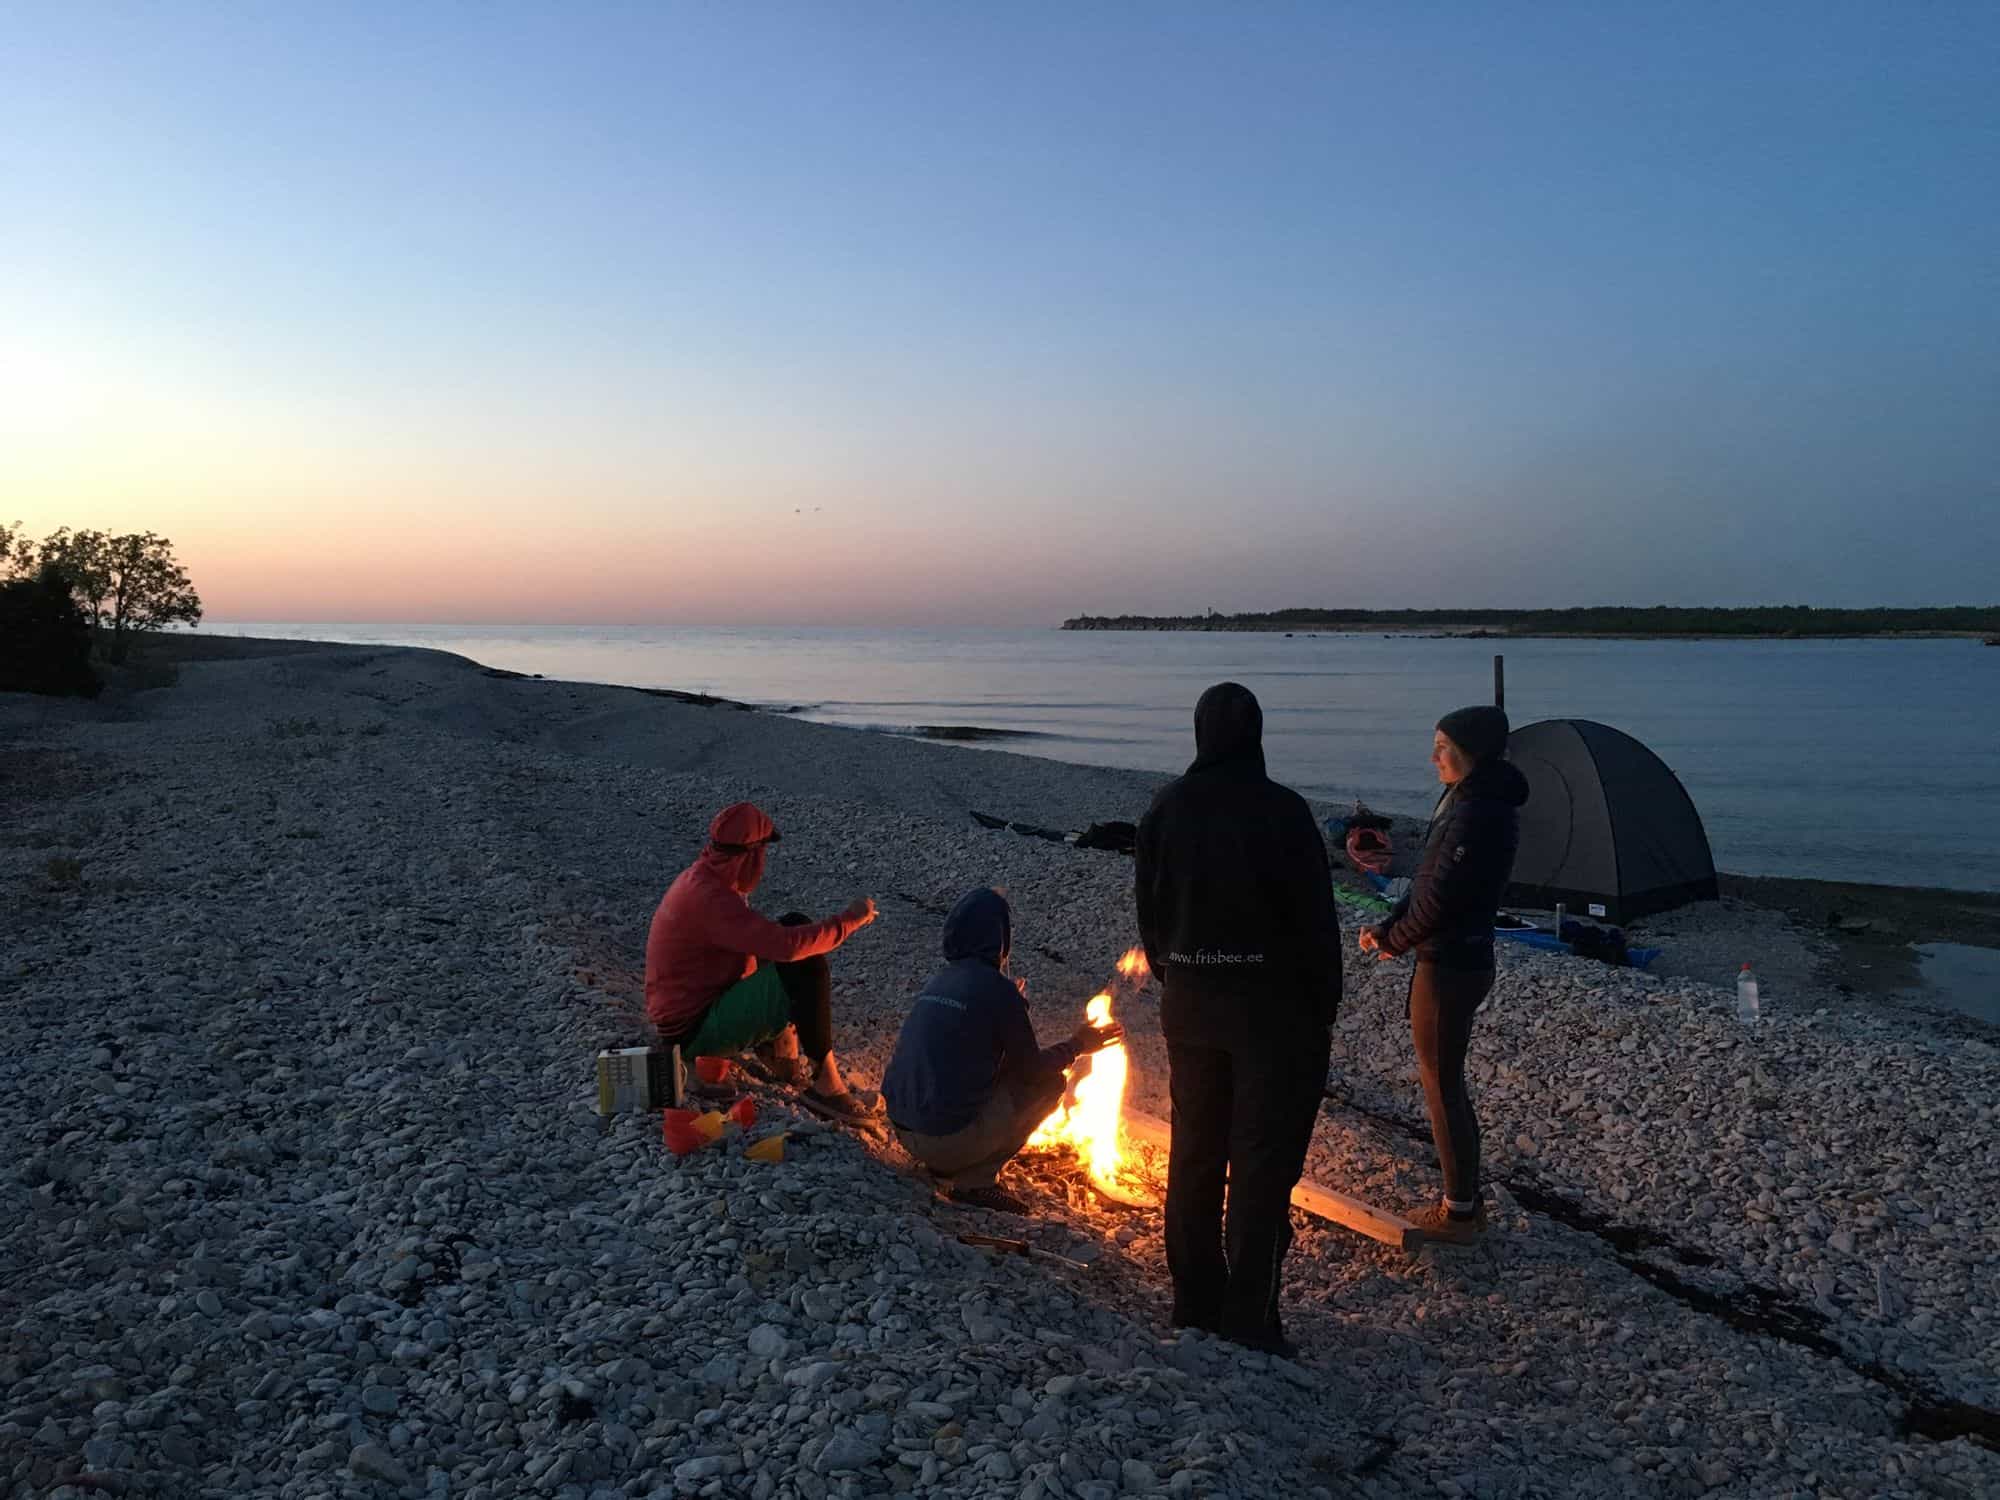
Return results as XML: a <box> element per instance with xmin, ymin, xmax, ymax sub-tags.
<box><xmin>1493</xmin><ymin>654</ymin><xmax>1505</xmax><ymax>711</ymax></box>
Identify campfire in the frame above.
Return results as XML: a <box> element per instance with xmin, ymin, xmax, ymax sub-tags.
<box><xmin>1015</xmin><ymin>945</ymin><xmax>1425</xmax><ymax>1249</ymax></box>
<box><xmin>1024</xmin><ymin>946</ymin><xmax>1159</xmax><ymax>1207</ymax></box>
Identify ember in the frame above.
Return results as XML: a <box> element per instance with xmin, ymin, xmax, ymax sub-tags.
<box><xmin>1025</xmin><ymin>946</ymin><xmax>1157</xmax><ymax>1205</ymax></box>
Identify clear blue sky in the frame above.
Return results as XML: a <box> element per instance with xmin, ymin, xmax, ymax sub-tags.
<box><xmin>4</xmin><ymin>3</ymin><xmax>1995</xmax><ymax>623</ymax></box>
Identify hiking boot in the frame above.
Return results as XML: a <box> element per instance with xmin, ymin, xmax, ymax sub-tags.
<box><xmin>947</xmin><ymin>1184</ymin><xmax>1031</xmax><ymax>1216</ymax></box>
<box><xmin>1412</xmin><ymin>1203</ymin><xmax>1488</xmax><ymax>1245</ymax></box>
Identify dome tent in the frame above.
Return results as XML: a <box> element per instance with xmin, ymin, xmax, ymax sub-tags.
<box><xmin>1504</xmin><ymin>719</ymin><xmax>1718</xmax><ymax>924</ymax></box>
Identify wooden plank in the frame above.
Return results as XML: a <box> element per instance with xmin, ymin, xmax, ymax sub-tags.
<box><xmin>1121</xmin><ymin>1109</ymin><xmax>1425</xmax><ymax>1254</ymax></box>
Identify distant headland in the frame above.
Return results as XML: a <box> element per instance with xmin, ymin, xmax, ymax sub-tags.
<box><xmin>1060</xmin><ymin>606</ymin><xmax>2000</xmax><ymax>638</ymax></box>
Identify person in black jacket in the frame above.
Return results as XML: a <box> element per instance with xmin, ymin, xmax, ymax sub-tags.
<box><xmin>1135</xmin><ymin>683</ymin><xmax>1342</xmax><ymax>1355</ymax></box>
<box><xmin>883</xmin><ymin>888</ymin><xmax>1123</xmax><ymax>1215</ymax></box>
<box><xmin>1360</xmin><ymin>704</ymin><xmax>1529</xmax><ymax>1244</ymax></box>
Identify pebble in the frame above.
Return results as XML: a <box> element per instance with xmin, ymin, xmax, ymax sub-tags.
<box><xmin>350</xmin><ymin>1443</ymin><xmax>415</xmax><ymax>1487</ymax></box>
<box><xmin>814</xmin><ymin>1429</ymin><xmax>883</xmax><ymax>1472</ymax></box>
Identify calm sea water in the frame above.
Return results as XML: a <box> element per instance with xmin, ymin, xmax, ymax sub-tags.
<box><xmin>207</xmin><ymin>624</ymin><xmax>2000</xmax><ymax>892</ymax></box>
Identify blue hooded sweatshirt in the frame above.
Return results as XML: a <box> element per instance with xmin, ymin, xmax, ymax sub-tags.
<box><xmin>881</xmin><ymin>888</ymin><xmax>1079</xmax><ymax>1136</ymax></box>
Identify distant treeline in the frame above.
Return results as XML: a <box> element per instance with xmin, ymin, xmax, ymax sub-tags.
<box><xmin>1061</xmin><ymin>606</ymin><xmax>2000</xmax><ymax>637</ymax></box>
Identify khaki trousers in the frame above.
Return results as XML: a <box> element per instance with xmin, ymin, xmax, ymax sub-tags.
<box><xmin>893</xmin><ymin>1071</ymin><xmax>1062</xmax><ymax>1189</ymax></box>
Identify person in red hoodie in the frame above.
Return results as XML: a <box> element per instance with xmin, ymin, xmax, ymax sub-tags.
<box><xmin>646</xmin><ymin>802</ymin><xmax>878</xmax><ymax>1121</ymax></box>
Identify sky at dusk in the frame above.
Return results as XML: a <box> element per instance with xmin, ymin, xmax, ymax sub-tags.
<box><xmin>3</xmin><ymin>3</ymin><xmax>1996</xmax><ymax>626</ymax></box>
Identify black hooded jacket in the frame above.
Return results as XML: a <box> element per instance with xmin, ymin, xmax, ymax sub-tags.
<box><xmin>881</xmin><ymin>888</ymin><xmax>1077</xmax><ymax>1136</ymax></box>
<box><xmin>1374</xmin><ymin>757</ymin><xmax>1531</xmax><ymax>968</ymax></box>
<box><xmin>1135</xmin><ymin>684</ymin><xmax>1343</xmax><ymax>1035</ymax></box>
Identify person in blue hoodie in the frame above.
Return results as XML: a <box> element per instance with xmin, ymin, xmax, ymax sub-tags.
<box><xmin>883</xmin><ymin>887</ymin><xmax>1124</xmax><ymax>1214</ymax></box>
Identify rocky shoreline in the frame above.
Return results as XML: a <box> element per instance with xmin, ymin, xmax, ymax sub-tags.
<box><xmin>4</xmin><ymin>640</ymin><xmax>1996</xmax><ymax>1499</ymax></box>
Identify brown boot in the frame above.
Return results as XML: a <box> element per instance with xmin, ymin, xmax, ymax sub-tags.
<box><xmin>1412</xmin><ymin>1203</ymin><xmax>1488</xmax><ymax>1246</ymax></box>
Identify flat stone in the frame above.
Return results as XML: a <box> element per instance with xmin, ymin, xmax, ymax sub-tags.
<box><xmin>815</xmin><ymin>1429</ymin><xmax>884</xmax><ymax>1472</ymax></box>
<box><xmin>350</xmin><ymin>1442</ymin><xmax>415</xmax><ymax>1487</ymax></box>
<box><xmin>784</xmin><ymin>1361</ymin><xmax>841</xmax><ymax>1390</ymax></box>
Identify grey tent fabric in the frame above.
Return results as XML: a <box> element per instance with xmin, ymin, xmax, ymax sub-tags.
<box><xmin>1504</xmin><ymin>719</ymin><xmax>1718</xmax><ymax>924</ymax></box>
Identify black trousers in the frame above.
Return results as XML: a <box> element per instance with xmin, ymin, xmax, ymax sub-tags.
<box><xmin>1409</xmin><ymin>961</ymin><xmax>1489</xmax><ymax>1207</ymax></box>
<box><xmin>1163</xmin><ymin>1023</ymin><xmax>1330</xmax><ymax>1346</ymax></box>
<box><xmin>775</xmin><ymin>913</ymin><xmax>835</xmax><ymax>1061</ymax></box>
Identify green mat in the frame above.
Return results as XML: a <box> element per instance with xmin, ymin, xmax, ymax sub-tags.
<box><xmin>1333</xmin><ymin>885</ymin><xmax>1393</xmax><ymax>913</ymax></box>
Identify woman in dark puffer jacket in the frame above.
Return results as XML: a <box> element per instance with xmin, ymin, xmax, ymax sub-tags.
<box><xmin>1359</xmin><ymin>705</ymin><xmax>1528</xmax><ymax>1243</ymax></box>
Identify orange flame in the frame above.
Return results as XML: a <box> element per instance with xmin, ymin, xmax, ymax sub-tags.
<box><xmin>1025</xmin><ymin>947</ymin><xmax>1153</xmax><ymax>1201</ymax></box>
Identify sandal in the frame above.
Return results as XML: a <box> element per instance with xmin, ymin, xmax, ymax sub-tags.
<box><xmin>799</xmin><ymin>1089</ymin><xmax>880</xmax><ymax>1127</ymax></box>
<box><xmin>740</xmin><ymin>1047</ymin><xmax>811</xmax><ymax>1090</ymax></box>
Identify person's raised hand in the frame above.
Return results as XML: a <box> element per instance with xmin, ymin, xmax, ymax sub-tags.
<box><xmin>1071</xmin><ymin>1019</ymin><xmax>1124</xmax><ymax>1055</ymax></box>
<box><xmin>841</xmin><ymin>896</ymin><xmax>877</xmax><ymax>927</ymax></box>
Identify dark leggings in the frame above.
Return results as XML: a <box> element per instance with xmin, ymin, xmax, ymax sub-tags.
<box><xmin>775</xmin><ymin>913</ymin><xmax>835</xmax><ymax>1061</ymax></box>
<box><xmin>1409</xmin><ymin>962</ymin><xmax>1490</xmax><ymax>1208</ymax></box>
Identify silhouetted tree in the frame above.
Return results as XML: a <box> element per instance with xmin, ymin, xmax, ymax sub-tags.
<box><xmin>34</xmin><ymin>527</ymin><xmax>113</xmax><ymax>632</ymax></box>
<box><xmin>34</xmin><ymin>528</ymin><xmax>202</xmax><ymax>662</ymax></box>
<box><xmin>0</xmin><ymin>565</ymin><xmax>102</xmax><ymax>698</ymax></box>
<box><xmin>100</xmin><ymin>531</ymin><xmax>202</xmax><ymax>663</ymax></box>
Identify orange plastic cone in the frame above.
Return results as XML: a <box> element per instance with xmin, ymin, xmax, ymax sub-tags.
<box><xmin>662</xmin><ymin>1108</ymin><xmax>704</xmax><ymax>1156</ymax></box>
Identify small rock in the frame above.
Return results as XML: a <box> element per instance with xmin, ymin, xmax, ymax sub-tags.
<box><xmin>350</xmin><ymin>1442</ymin><xmax>414</xmax><ymax>1487</ymax></box>
<box><xmin>816</xmin><ymin>1429</ymin><xmax>883</xmax><ymax>1472</ymax></box>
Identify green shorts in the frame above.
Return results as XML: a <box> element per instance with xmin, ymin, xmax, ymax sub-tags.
<box><xmin>681</xmin><ymin>964</ymin><xmax>791</xmax><ymax>1059</ymax></box>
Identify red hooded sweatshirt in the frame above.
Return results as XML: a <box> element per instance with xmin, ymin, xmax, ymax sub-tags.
<box><xmin>645</xmin><ymin>803</ymin><xmax>861</xmax><ymax>1038</ymax></box>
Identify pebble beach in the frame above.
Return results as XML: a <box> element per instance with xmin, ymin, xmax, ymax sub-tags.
<box><xmin>3</xmin><ymin>639</ymin><xmax>1996</xmax><ymax>1500</ymax></box>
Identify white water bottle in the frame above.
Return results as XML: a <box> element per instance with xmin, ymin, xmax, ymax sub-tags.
<box><xmin>1736</xmin><ymin>963</ymin><xmax>1760</xmax><ymax>1024</ymax></box>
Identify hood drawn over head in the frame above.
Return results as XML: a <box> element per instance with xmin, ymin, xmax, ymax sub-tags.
<box><xmin>698</xmin><ymin>801</ymin><xmax>780</xmax><ymax>895</ymax></box>
<box><xmin>942</xmin><ymin>887</ymin><xmax>1011</xmax><ymax>968</ymax></box>
<box><xmin>1189</xmin><ymin>681</ymin><xmax>1266</xmax><ymax>776</ymax></box>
